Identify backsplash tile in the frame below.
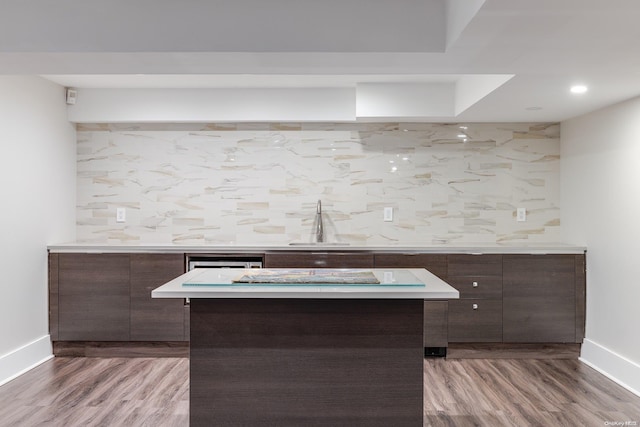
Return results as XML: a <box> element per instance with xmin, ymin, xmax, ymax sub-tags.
<box><xmin>76</xmin><ymin>122</ymin><xmax>561</xmax><ymax>244</ymax></box>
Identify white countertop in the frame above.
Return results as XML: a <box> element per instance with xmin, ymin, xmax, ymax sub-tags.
<box><xmin>48</xmin><ymin>242</ymin><xmax>586</xmax><ymax>254</ymax></box>
<box><xmin>151</xmin><ymin>268</ymin><xmax>460</xmax><ymax>299</ymax></box>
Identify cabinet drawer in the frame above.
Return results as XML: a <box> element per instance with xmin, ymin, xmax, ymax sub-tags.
<box><xmin>446</xmin><ymin>276</ymin><xmax>502</xmax><ymax>299</ymax></box>
<box><xmin>448</xmin><ymin>299</ymin><xmax>502</xmax><ymax>342</ymax></box>
<box><xmin>448</xmin><ymin>254</ymin><xmax>502</xmax><ymax>277</ymax></box>
<box><xmin>374</xmin><ymin>253</ymin><xmax>447</xmax><ymax>280</ymax></box>
<box><xmin>264</xmin><ymin>252</ymin><xmax>374</xmax><ymax>268</ymax></box>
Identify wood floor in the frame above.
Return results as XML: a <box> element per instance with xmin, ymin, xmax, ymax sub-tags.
<box><xmin>424</xmin><ymin>358</ymin><xmax>640</xmax><ymax>426</ymax></box>
<box><xmin>0</xmin><ymin>358</ymin><xmax>189</xmax><ymax>426</ymax></box>
<box><xmin>0</xmin><ymin>356</ymin><xmax>638</xmax><ymax>426</ymax></box>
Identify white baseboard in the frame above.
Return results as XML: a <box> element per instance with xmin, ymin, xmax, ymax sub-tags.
<box><xmin>0</xmin><ymin>335</ymin><xmax>53</xmax><ymax>387</ymax></box>
<box><xmin>580</xmin><ymin>338</ymin><xmax>640</xmax><ymax>397</ymax></box>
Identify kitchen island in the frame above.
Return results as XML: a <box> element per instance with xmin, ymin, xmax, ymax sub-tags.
<box><xmin>152</xmin><ymin>268</ymin><xmax>458</xmax><ymax>426</ymax></box>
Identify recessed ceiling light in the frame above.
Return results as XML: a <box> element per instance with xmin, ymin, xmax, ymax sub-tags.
<box><xmin>457</xmin><ymin>134</ymin><xmax>467</xmax><ymax>138</ymax></box>
<box><xmin>570</xmin><ymin>85</ymin><xmax>588</xmax><ymax>94</ymax></box>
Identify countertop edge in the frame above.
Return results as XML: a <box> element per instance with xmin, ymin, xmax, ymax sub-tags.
<box><xmin>48</xmin><ymin>243</ymin><xmax>587</xmax><ymax>255</ymax></box>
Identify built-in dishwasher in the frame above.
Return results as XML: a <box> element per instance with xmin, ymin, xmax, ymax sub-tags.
<box><xmin>184</xmin><ymin>254</ymin><xmax>263</xmax><ymax>304</ymax></box>
<box><xmin>186</xmin><ymin>254</ymin><xmax>263</xmax><ymax>271</ymax></box>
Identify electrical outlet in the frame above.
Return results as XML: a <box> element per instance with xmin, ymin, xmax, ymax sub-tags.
<box><xmin>116</xmin><ymin>207</ymin><xmax>126</xmax><ymax>223</ymax></box>
<box><xmin>516</xmin><ymin>207</ymin><xmax>526</xmax><ymax>222</ymax></box>
<box><xmin>384</xmin><ymin>207</ymin><xmax>393</xmax><ymax>222</ymax></box>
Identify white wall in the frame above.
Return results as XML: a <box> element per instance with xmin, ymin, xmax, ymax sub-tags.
<box><xmin>0</xmin><ymin>76</ymin><xmax>76</xmax><ymax>385</ymax></box>
<box><xmin>68</xmin><ymin>88</ymin><xmax>357</xmax><ymax>122</ymax></box>
<box><xmin>65</xmin><ymin>79</ymin><xmax>512</xmax><ymax>123</ymax></box>
<box><xmin>562</xmin><ymin>96</ymin><xmax>640</xmax><ymax>396</ymax></box>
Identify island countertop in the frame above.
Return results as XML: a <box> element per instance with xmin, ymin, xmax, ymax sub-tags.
<box><xmin>151</xmin><ymin>268</ymin><xmax>459</xmax><ymax>299</ymax></box>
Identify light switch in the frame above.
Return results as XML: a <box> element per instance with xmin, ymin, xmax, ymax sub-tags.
<box><xmin>516</xmin><ymin>207</ymin><xmax>526</xmax><ymax>222</ymax></box>
<box><xmin>384</xmin><ymin>207</ymin><xmax>393</xmax><ymax>222</ymax></box>
<box><xmin>116</xmin><ymin>207</ymin><xmax>126</xmax><ymax>223</ymax></box>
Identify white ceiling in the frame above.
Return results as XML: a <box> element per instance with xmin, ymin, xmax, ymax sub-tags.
<box><xmin>3</xmin><ymin>0</ymin><xmax>640</xmax><ymax>122</ymax></box>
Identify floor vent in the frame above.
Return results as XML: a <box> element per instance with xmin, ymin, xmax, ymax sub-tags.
<box><xmin>424</xmin><ymin>347</ymin><xmax>447</xmax><ymax>358</ymax></box>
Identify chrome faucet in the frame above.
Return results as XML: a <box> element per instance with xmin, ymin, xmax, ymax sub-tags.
<box><xmin>316</xmin><ymin>200</ymin><xmax>324</xmax><ymax>243</ymax></box>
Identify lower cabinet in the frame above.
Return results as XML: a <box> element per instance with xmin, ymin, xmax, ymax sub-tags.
<box><xmin>50</xmin><ymin>251</ymin><xmax>586</xmax><ymax>348</ymax></box>
<box><xmin>375</xmin><ymin>252</ymin><xmax>586</xmax><ymax>346</ymax></box>
<box><xmin>57</xmin><ymin>254</ymin><xmax>131</xmax><ymax>341</ymax></box>
<box><xmin>130</xmin><ymin>254</ymin><xmax>186</xmax><ymax>341</ymax></box>
<box><xmin>503</xmin><ymin>255</ymin><xmax>581</xmax><ymax>343</ymax></box>
<box><xmin>52</xmin><ymin>253</ymin><xmax>186</xmax><ymax>342</ymax></box>
<box><xmin>447</xmin><ymin>254</ymin><xmax>503</xmax><ymax>343</ymax></box>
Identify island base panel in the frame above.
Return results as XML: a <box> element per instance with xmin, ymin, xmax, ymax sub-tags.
<box><xmin>190</xmin><ymin>298</ymin><xmax>423</xmax><ymax>426</ymax></box>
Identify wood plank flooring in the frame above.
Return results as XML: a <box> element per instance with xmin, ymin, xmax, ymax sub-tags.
<box><xmin>424</xmin><ymin>358</ymin><xmax>640</xmax><ymax>426</ymax></box>
<box><xmin>0</xmin><ymin>356</ymin><xmax>638</xmax><ymax>426</ymax></box>
<box><xmin>0</xmin><ymin>358</ymin><xmax>189</xmax><ymax>427</ymax></box>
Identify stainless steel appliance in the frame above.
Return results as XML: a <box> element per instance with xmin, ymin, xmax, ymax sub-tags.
<box><xmin>186</xmin><ymin>255</ymin><xmax>263</xmax><ymax>271</ymax></box>
<box><xmin>184</xmin><ymin>255</ymin><xmax>263</xmax><ymax>304</ymax></box>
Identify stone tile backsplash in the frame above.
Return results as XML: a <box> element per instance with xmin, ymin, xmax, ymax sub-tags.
<box><xmin>76</xmin><ymin>122</ymin><xmax>561</xmax><ymax>244</ymax></box>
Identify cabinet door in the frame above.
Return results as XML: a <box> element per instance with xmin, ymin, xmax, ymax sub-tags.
<box><xmin>374</xmin><ymin>253</ymin><xmax>448</xmax><ymax>280</ymax></box>
<box><xmin>130</xmin><ymin>254</ymin><xmax>186</xmax><ymax>341</ymax></box>
<box><xmin>448</xmin><ymin>299</ymin><xmax>502</xmax><ymax>342</ymax></box>
<box><xmin>264</xmin><ymin>252</ymin><xmax>374</xmax><ymax>268</ymax></box>
<box><xmin>503</xmin><ymin>255</ymin><xmax>576</xmax><ymax>342</ymax></box>
<box><xmin>424</xmin><ymin>301</ymin><xmax>448</xmax><ymax>347</ymax></box>
<box><xmin>58</xmin><ymin>254</ymin><xmax>130</xmax><ymax>341</ymax></box>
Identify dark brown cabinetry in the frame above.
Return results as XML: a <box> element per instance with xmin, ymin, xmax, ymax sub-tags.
<box><xmin>503</xmin><ymin>255</ymin><xmax>582</xmax><ymax>343</ymax></box>
<box><xmin>130</xmin><ymin>254</ymin><xmax>186</xmax><ymax>341</ymax></box>
<box><xmin>448</xmin><ymin>299</ymin><xmax>503</xmax><ymax>342</ymax></box>
<box><xmin>265</xmin><ymin>251</ymin><xmax>374</xmax><ymax>268</ymax></box>
<box><xmin>49</xmin><ymin>250</ymin><xmax>586</xmax><ymax>351</ymax></box>
<box><xmin>447</xmin><ymin>255</ymin><xmax>503</xmax><ymax>342</ymax></box>
<box><xmin>373</xmin><ymin>253</ymin><xmax>447</xmax><ymax>280</ymax></box>
<box><xmin>374</xmin><ymin>252</ymin><xmax>585</xmax><ymax>345</ymax></box>
<box><xmin>422</xmin><ymin>300</ymin><xmax>448</xmax><ymax>348</ymax></box>
<box><xmin>51</xmin><ymin>253</ymin><xmax>186</xmax><ymax>342</ymax></box>
<box><xmin>374</xmin><ymin>253</ymin><xmax>448</xmax><ymax>348</ymax></box>
<box><xmin>56</xmin><ymin>253</ymin><xmax>130</xmax><ymax>341</ymax></box>
<box><xmin>447</xmin><ymin>255</ymin><xmax>503</xmax><ymax>300</ymax></box>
